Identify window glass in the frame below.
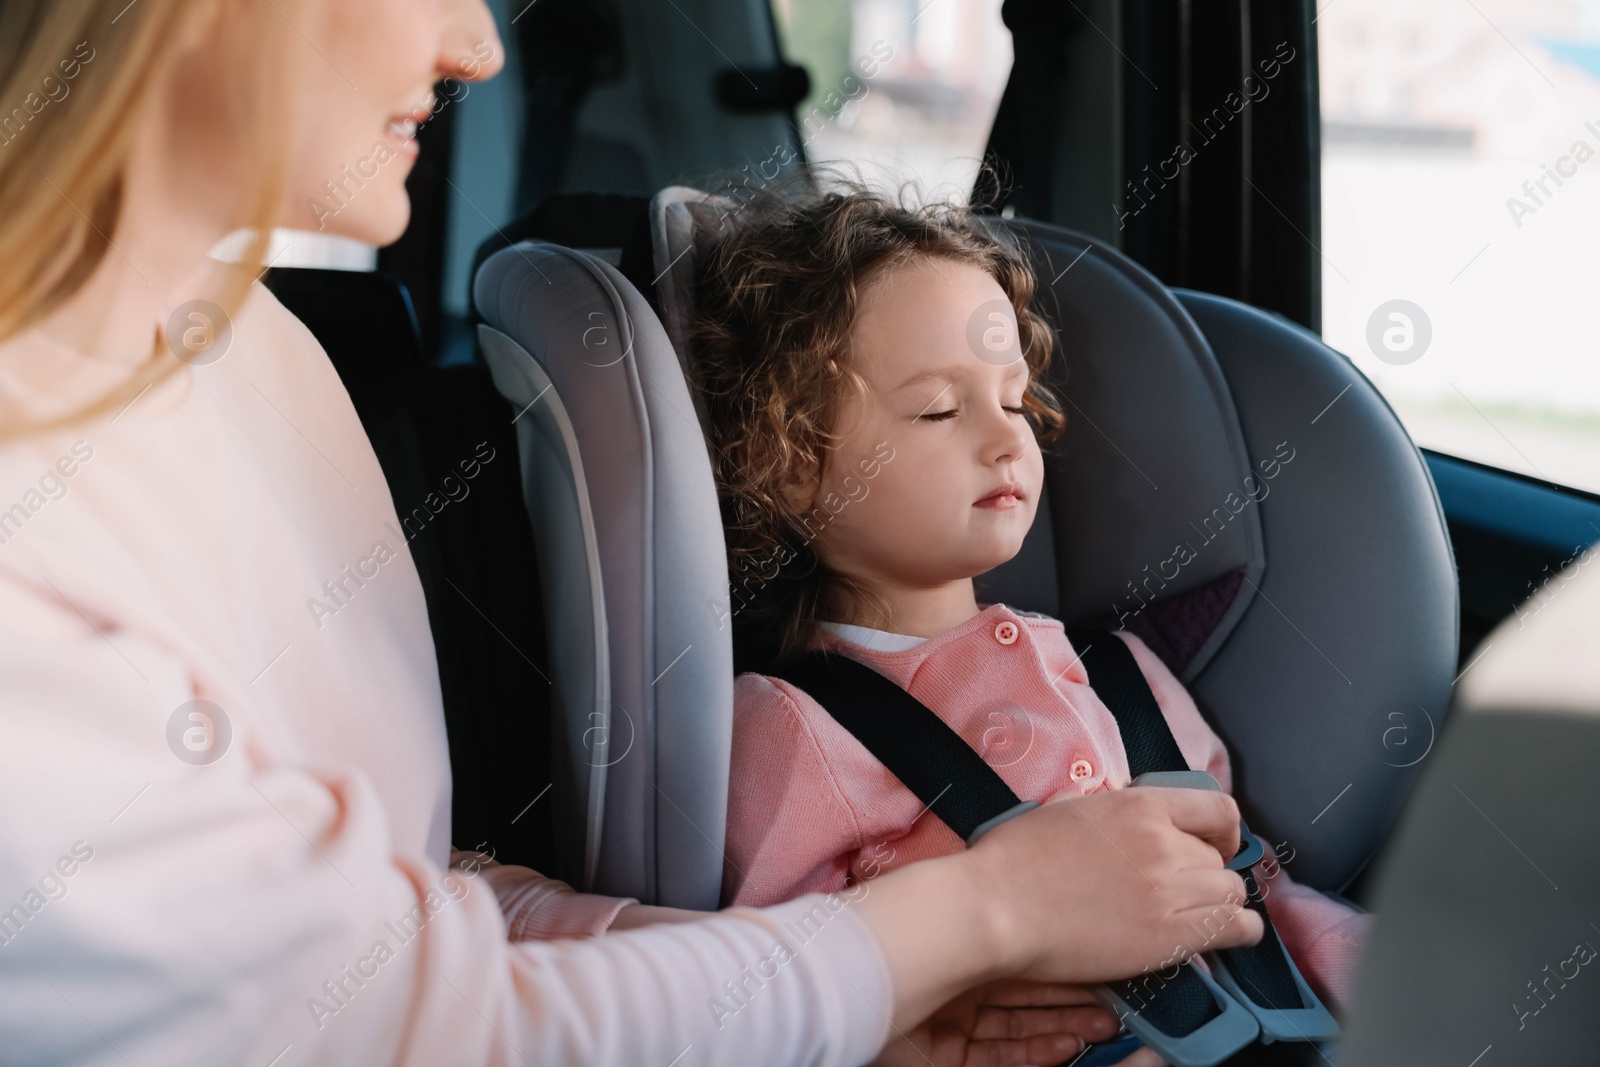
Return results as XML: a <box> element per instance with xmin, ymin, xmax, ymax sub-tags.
<box><xmin>771</xmin><ymin>0</ymin><xmax>1013</xmax><ymax>200</ymax></box>
<box><xmin>1320</xmin><ymin>0</ymin><xmax>1600</xmax><ymax>494</ymax></box>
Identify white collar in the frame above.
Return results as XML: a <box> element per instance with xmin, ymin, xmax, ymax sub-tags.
<box><xmin>815</xmin><ymin>620</ymin><xmax>928</xmax><ymax>651</ymax></box>
<box><xmin>816</xmin><ymin>604</ymin><xmax>1048</xmax><ymax>653</ymax></box>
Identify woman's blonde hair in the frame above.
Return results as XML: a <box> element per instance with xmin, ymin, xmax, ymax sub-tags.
<box><xmin>691</xmin><ymin>170</ymin><xmax>1067</xmax><ymax>667</ymax></box>
<box><xmin>0</xmin><ymin>0</ymin><xmax>295</xmax><ymax>439</ymax></box>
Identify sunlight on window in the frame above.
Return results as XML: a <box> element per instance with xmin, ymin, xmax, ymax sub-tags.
<box><xmin>771</xmin><ymin>0</ymin><xmax>1012</xmax><ymax>203</ymax></box>
<box><xmin>1320</xmin><ymin>0</ymin><xmax>1600</xmax><ymax>494</ymax></box>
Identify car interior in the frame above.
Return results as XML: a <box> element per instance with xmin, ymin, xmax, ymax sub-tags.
<box><xmin>260</xmin><ymin>0</ymin><xmax>1600</xmax><ymax>1061</ymax></box>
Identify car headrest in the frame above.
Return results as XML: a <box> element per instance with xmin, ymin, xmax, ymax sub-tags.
<box><xmin>474</xmin><ymin>243</ymin><xmax>732</xmax><ymax>908</ymax></box>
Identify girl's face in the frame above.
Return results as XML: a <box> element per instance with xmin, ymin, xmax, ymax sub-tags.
<box><xmin>795</xmin><ymin>257</ymin><xmax>1046</xmax><ymax>608</ymax></box>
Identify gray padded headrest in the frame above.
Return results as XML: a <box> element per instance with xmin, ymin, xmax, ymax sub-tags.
<box><xmin>650</xmin><ymin>186</ymin><xmax>729</xmax><ymax>363</ymax></box>
<box><xmin>995</xmin><ymin>219</ymin><xmax>1454</xmax><ymax>889</ymax></box>
<box><xmin>474</xmin><ymin>241</ymin><xmax>732</xmax><ymax>909</ymax></box>
<box><xmin>1169</xmin><ymin>286</ymin><xmax>1455</xmax><ymax>890</ymax></box>
<box><xmin>1004</xmin><ymin>220</ymin><xmax>1264</xmax><ymax>669</ymax></box>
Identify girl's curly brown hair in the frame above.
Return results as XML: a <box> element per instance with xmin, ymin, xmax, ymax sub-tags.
<box><xmin>690</xmin><ymin>171</ymin><xmax>1067</xmax><ymax>669</ymax></box>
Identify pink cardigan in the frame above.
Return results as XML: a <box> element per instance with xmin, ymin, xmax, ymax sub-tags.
<box><xmin>724</xmin><ymin>604</ymin><xmax>1371</xmax><ymax>1010</ymax></box>
<box><xmin>0</xmin><ymin>286</ymin><xmax>890</xmax><ymax>1066</ymax></box>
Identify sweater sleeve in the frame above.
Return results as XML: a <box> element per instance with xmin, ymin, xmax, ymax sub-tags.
<box><xmin>454</xmin><ymin>850</ymin><xmax>637</xmax><ymax>941</ymax></box>
<box><xmin>722</xmin><ymin>673</ymin><xmax>865</xmax><ymax>908</ymax></box>
<box><xmin>0</xmin><ymin>598</ymin><xmax>892</xmax><ymax>1066</ymax></box>
<box><xmin>1117</xmin><ymin>631</ymin><xmax>1369</xmax><ymax>1012</ymax></box>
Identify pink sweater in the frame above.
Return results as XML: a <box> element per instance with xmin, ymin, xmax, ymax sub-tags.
<box><xmin>724</xmin><ymin>605</ymin><xmax>1371</xmax><ymax>1010</ymax></box>
<box><xmin>0</xmin><ymin>285</ymin><xmax>890</xmax><ymax>1066</ymax></box>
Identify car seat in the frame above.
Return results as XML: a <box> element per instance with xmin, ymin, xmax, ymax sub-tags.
<box><xmin>470</xmin><ymin>185</ymin><xmax>1458</xmax><ymax>910</ymax></box>
<box><xmin>1333</xmin><ymin>553</ymin><xmax>1600</xmax><ymax>1066</ymax></box>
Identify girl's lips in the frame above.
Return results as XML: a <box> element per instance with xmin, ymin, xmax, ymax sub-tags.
<box><xmin>975</xmin><ymin>481</ymin><xmax>1024</xmax><ymax>508</ymax></box>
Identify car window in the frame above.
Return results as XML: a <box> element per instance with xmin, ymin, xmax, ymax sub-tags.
<box><xmin>770</xmin><ymin>0</ymin><xmax>1012</xmax><ymax>200</ymax></box>
<box><xmin>1320</xmin><ymin>0</ymin><xmax>1600</xmax><ymax>495</ymax></box>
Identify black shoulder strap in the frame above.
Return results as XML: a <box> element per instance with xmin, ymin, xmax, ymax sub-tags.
<box><xmin>1064</xmin><ymin>628</ymin><xmax>1189</xmax><ymax>775</ymax></box>
<box><xmin>763</xmin><ymin>651</ymin><xmax>1026</xmax><ymax>842</ymax></box>
<box><xmin>764</xmin><ymin>630</ymin><xmax>1197</xmax><ymax>843</ymax></box>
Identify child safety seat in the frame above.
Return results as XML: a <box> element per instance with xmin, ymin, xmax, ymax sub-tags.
<box><xmin>469</xmin><ymin>185</ymin><xmax>1458</xmax><ymax>947</ymax></box>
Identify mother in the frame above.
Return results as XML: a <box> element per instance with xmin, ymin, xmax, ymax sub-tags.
<box><xmin>0</xmin><ymin>1</ymin><xmax>1258</xmax><ymax>1063</ymax></box>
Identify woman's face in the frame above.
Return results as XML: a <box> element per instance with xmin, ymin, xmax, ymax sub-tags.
<box><xmin>262</xmin><ymin>0</ymin><xmax>503</xmax><ymax>244</ymax></box>
<box><xmin>799</xmin><ymin>257</ymin><xmax>1046</xmax><ymax>605</ymax></box>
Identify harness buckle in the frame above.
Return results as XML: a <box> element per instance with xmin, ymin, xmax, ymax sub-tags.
<box><xmin>1128</xmin><ymin>770</ymin><xmax>1264</xmax><ymax>871</ymax></box>
<box><xmin>1207</xmin><ymin>941</ymin><xmax>1342</xmax><ymax>1043</ymax></box>
<box><xmin>1119</xmin><ymin>770</ymin><xmax>1340</xmax><ymax>1054</ymax></box>
<box><xmin>1092</xmin><ymin>962</ymin><xmax>1260</xmax><ymax>1067</ymax></box>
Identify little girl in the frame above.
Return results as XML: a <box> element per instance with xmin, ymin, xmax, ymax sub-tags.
<box><xmin>689</xmin><ymin>180</ymin><xmax>1369</xmax><ymax>1023</ymax></box>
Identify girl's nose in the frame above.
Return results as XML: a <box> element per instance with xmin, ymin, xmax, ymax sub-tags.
<box><xmin>983</xmin><ymin>402</ymin><xmax>1031</xmax><ymax>464</ymax></box>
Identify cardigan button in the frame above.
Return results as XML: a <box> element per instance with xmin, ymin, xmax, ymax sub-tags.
<box><xmin>1069</xmin><ymin>758</ymin><xmax>1094</xmax><ymax>782</ymax></box>
<box><xmin>993</xmin><ymin>620</ymin><xmax>1019</xmax><ymax>645</ymax></box>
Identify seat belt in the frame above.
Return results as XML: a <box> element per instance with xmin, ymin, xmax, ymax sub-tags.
<box><xmin>765</xmin><ymin>630</ymin><xmax>1337</xmax><ymax>1067</ymax></box>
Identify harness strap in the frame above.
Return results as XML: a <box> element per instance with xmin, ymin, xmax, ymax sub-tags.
<box><xmin>764</xmin><ymin>638</ymin><xmax>1238</xmax><ymax>1048</ymax></box>
<box><xmin>1064</xmin><ymin>630</ymin><xmax>1310</xmax><ymax>1015</ymax></box>
<box><xmin>765</xmin><ymin>650</ymin><xmax>1027</xmax><ymax>843</ymax></box>
<box><xmin>1062</xmin><ymin>630</ymin><xmax>1189</xmax><ymax>775</ymax></box>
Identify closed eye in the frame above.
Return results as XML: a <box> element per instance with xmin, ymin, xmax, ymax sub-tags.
<box><xmin>921</xmin><ymin>406</ymin><xmax>1027</xmax><ymax>421</ymax></box>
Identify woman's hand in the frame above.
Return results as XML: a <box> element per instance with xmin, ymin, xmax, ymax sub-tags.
<box><xmin>871</xmin><ymin>980</ymin><xmax>1119</xmax><ymax>1067</ymax></box>
<box><xmin>852</xmin><ymin>786</ymin><xmax>1263</xmax><ymax>1035</ymax></box>
<box><xmin>967</xmin><ymin>786</ymin><xmax>1262</xmax><ymax>983</ymax></box>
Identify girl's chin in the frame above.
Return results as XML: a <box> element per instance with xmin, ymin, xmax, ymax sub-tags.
<box><xmin>945</xmin><ymin>544</ymin><xmax>1026</xmax><ymax>580</ymax></box>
